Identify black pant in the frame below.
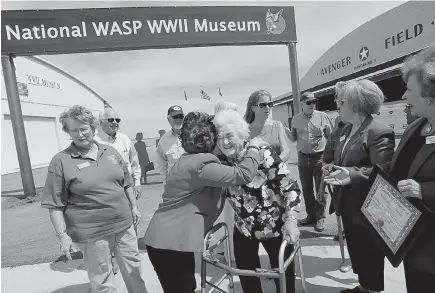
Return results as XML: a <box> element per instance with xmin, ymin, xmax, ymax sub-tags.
<box><xmin>146</xmin><ymin>245</ymin><xmax>196</xmax><ymax>293</ymax></box>
<box><xmin>341</xmin><ymin>214</ymin><xmax>385</xmax><ymax>291</ymax></box>
<box><xmin>298</xmin><ymin>152</ymin><xmax>326</xmax><ymax>220</ymax></box>
<box><xmin>404</xmin><ymin>261</ymin><xmax>435</xmax><ymax>293</ymax></box>
<box><xmin>233</xmin><ymin>228</ymin><xmax>295</xmax><ymax>293</ymax></box>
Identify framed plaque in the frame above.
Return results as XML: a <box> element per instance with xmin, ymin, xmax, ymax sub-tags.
<box><xmin>361</xmin><ymin>165</ymin><xmax>425</xmax><ymax>267</ymax></box>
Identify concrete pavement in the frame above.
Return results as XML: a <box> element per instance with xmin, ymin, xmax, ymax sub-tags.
<box><xmin>1</xmin><ymin>237</ymin><xmax>406</xmax><ymax>293</ymax></box>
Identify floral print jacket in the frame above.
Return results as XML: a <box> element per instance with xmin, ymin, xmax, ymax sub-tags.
<box><xmin>218</xmin><ymin>146</ymin><xmax>301</xmax><ymax>240</ymax></box>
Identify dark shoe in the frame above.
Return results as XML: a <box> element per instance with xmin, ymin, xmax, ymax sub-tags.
<box><xmin>315</xmin><ymin>219</ymin><xmax>325</xmax><ymax>232</ymax></box>
<box><xmin>340</xmin><ymin>286</ymin><xmax>369</xmax><ymax>293</ymax></box>
<box><xmin>334</xmin><ymin>231</ymin><xmax>346</xmax><ymax>241</ymax></box>
<box><xmin>298</xmin><ymin>216</ymin><xmax>316</xmax><ymax>226</ymax></box>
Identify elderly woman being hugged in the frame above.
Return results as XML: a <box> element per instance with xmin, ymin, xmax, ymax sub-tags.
<box><xmin>214</xmin><ymin>109</ymin><xmax>301</xmax><ymax>293</ymax></box>
<box><xmin>323</xmin><ymin>80</ymin><xmax>396</xmax><ymax>293</ymax></box>
<box><xmin>144</xmin><ymin>112</ymin><xmax>266</xmax><ymax>293</ymax></box>
<box><xmin>41</xmin><ymin>105</ymin><xmax>148</xmax><ymax>293</ymax></box>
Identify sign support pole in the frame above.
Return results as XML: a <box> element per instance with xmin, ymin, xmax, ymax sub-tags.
<box><xmin>1</xmin><ymin>54</ymin><xmax>36</xmax><ymax>198</ymax></box>
<box><xmin>287</xmin><ymin>43</ymin><xmax>301</xmax><ymax>115</ymax></box>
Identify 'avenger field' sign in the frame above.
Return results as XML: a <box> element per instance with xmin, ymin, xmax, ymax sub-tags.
<box><xmin>1</xmin><ymin>6</ymin><xmax>296</xmax><ymax>55</ymax></box>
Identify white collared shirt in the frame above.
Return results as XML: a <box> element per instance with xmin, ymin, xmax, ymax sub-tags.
<box><xmin>95</xmin><ymin>128</ymin><xmax>141</xmax><ymax>187</ymax></box>
<box><xmin>155</xmin><ymin>130</ymin><xmax>185</xmax><ymax>177</ymax></box>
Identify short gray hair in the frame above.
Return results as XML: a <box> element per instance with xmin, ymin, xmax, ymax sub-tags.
<box><xmin>337</xmin><ymin>79</ymin><xmax>384</xmax><ymax>115</ymax></box>
<box><xmin>98</xmin><ymin>107</ymin><xmax>118</xmax><ymax>122</ymax></box>
<box><xmin>402</xmin><ymin>45</ymin><xmax>435</xmax><ymax>98</ymax></box>
<box><xmin>213</xmin><ymin>110</ymin><xmax>250</xmax><ymax>141</ymax></box>
<box><xmin>214</xmin><ymin>101</ymin><xmax>238</xmax><ymax>114</ymax></box>
<box><xmin>59</xmin><ymin>105</ymin><xmax>99</xmax><ymax>133</ymax></box>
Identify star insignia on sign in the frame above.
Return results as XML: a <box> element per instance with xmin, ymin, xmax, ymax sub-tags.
<box><xmin>359</xmin><ymin>46</ymin><xmax>369</xmax><ymax>61</ymax></box>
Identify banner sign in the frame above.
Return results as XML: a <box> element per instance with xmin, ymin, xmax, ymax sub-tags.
<box><xmin>1</xmin><ymin>6</ymin><xmax>296</xmax><ymax>55</ymax></box>
<box><xmin>300</xmin><ymin>1</ymin><xmax>435</xmax><ymax>91</ymax></box>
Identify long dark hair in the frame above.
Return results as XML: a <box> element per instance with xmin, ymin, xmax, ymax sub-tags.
<box><xmin>180</xmin><ymin>112</ymin><xmax>217</xmax><ymax>154</ymax></box>
<box><xmin>244</xmin><ymin>90</ymin><xmax>272</xmax><ymax>124</ymax></box>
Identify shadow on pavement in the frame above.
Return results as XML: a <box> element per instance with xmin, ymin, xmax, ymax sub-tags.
<box><xmin>50</xmin><ymin>283</ymin><xmax>91</xmax><ymax>293</ymax></box>
<box><xmin>50</xmin><ymin>251</ymin><xmax>86</xmax><ymax>273</ymax></box>
<box><xmin>143</xmin><ymin>182</ymin><xmax>163</xmax><ymax>186</ymax></box>
<box><xmin>295</xmin><ymin>254</ymin><xmax>357</xmax><ymax>292</ymax></box>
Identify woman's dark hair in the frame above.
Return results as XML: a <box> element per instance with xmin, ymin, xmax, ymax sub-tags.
<box><xmin>244</xmin><ymin>90</ymin><xmax>272</xmax><ymax>124</ymax></box>
<box><xmin>180</xmin><ymin>112</ymin><xmax>217</xmax><ymax>154</ymax></box>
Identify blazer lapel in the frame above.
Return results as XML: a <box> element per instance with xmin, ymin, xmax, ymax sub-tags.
<box><xmin>408</xmin><ymin>137</ymin><xmax>435</xmax><ymax>178</ymax></box>
<box><xmin>390</xmin><ymin>118</ymin><xmax>426</xmax><ymax>169</ymax></box>
<box><xmin>340</xmin><ymin>116</ymin><xmax>373</xmax><ymax>164</ymax></box>
<box><xmin>335</xmin><ymin>124</ymin><xmax>351</xmax><ymax>165</ymax></box>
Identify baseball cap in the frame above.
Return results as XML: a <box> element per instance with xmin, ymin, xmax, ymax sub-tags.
<box><xmin>167</xmin><ymin>105</ymin><xmax>184</xmax><ymax>116</ymax></box>
<box><xmin>300</xmin><ymin>92</ymin><xmax>316</xmax><ymax>103</ymax></box>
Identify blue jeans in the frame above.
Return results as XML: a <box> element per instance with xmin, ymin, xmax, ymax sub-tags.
<box><xmin>297</xmin><ymin>152</ymin><xmax>326</xmax><ymax>220</ymax></box>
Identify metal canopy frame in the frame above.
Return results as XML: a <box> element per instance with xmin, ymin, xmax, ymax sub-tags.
<box><xmin>1</xmin><ymin>6</ymin><xmax>302</xmax><ymax>198</ymax></box>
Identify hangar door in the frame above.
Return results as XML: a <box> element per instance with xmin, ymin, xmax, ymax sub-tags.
<box><xmin>1</xmin><ymin>115</ymin><xmax>59</xmax><ymax>174</ymax></box>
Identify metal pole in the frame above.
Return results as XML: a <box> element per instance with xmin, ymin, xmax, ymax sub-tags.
<box><xmin>287</xmin><ymin>43</ymin><xmax>301</xmax><ymax>115</ymax></box>
<box><xmin>1</xmin><ymin>54</ymin><xmax>36</xmax><ymax>198</ymax></box>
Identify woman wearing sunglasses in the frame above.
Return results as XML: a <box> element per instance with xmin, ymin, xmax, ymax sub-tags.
<box><xmin>245</xmin><ymin>90</ymin><xmax>291</xmax><ymax>162</ymax></box>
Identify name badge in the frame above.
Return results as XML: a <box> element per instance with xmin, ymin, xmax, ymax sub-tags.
<box><xmin>426</xmin><ymin>135</ymin><xmax>435</xmax><ymax>145</ymax></box>
<box><xmin>340</xmin><ymin>135</ymin><xmax>345</xmax><ymax>142</ymax></box>
<box><xmin>77</xmin><ymin>162</ymin><xmax>91</xmax><ymax>169</ymax></box>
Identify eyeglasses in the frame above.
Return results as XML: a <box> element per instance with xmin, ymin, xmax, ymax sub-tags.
<box><xmin>304</xmin><ymin>100</ymin><xmax>317</xmax><ymax>106</ymax></box>
<box><xmin>255</xmin><ymin>102</ymin><xmax>274</xmax><ymax>108</ymax></box>
<box><xmin>106</xmin><ymin>118</ymin><xmax>121</xmax><ymax>123</ymax></box>
<box><xmin>171</xmin><ymin>114</ymin><xmax>184</xmax><ymax>120</ymax></box>
<box><xmin>334</xmin><ymin>99</ymin><xmax>345</xmax><ymax>107</ymax></box>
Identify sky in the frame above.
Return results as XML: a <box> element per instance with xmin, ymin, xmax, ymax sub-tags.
<box><xmin>2</xmin><ymin>0</ymin><xmax>405</xmax><ymax>139</ymax></box>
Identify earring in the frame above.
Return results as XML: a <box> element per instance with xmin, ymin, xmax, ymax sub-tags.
<box><xmin>429</xmin><ymin>99</ymin><xmax>434</xmax><ymax>105</ymax></box>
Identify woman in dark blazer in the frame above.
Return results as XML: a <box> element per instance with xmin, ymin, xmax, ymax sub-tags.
<box><xmin>323</xmin><ymin>79</ymin><xmax>395</xmax><ymax>293</ymax></box>
<box><xmin>329</xmin><ymin>46</ymin><xmax>435</xmax><ymax>293</ymax></box>
<box><xmin>144</xmin><ymin>112</ymin><xmax>265</xmax><ymax>293</ymax></box>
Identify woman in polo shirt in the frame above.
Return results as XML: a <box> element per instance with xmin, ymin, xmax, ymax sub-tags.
<box><xmin>41</xmin><ymin>105</ymin><xmax>148</xmax><ymax>293</ymax></box>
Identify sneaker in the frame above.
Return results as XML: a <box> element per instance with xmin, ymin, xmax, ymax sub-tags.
<box><xmin>340</xmin><ymin>286</ymin><xmax>369</xmax><ymax>293</ymax></box>
<box><xmin>298</xmin><ymin>216</ymin><xmax>316</xmax><ymax>226</ymax></box>
<box><xmin>315</xmin><ymin>219</ymin><xmax>325</xmax><ymax>232</ymax></box>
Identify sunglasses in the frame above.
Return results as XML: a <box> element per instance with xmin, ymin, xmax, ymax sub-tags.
<box><xmin>255</xmin><ymin>102</ymin><xmax>274</xmax><ymax>109</ymax></box>
<box><xmin>304</xmin><ymin>100</ymin><xmax>317</xmax><ymax>106</ymax></box>
<box><xmin>171</xmin><ymin>114</ymin><xmax>184</xmax><ymax>120</ymax></box>
<box><xmin>106</xmin><ymin>118</ymin><xmax>121</xmax><ymax>123</ymax></box>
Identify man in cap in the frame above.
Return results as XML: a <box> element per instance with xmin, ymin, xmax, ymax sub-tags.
<box><xmin>289</xmin><ymin>92</ymin><xmax>333</xmax><ymax>232</ymax></box>
<box><xmin>156</xmin><ymin>105</ymin><xmax>186</xmax><ymax>182</ymax></box>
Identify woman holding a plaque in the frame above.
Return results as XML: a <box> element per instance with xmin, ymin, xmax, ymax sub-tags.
<box><xmin>325</xmin><ymin>46</ymin><xmax>435</xmax><ymax>293</ymax></box>
<box><xmin>322</xmin><ymin>79</ymin><xmax>395</xmax><ymax>293</ymax></box>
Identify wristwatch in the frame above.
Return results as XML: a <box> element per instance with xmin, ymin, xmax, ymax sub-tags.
<box><xmin>56</xmin><ymin>230</ymin><xmax>68</xmax><ymax>238</ymax></box>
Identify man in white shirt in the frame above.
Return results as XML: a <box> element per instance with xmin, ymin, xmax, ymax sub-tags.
<box><xmin>156</xmin><ymin>105</ymin><xmax>185</xmax><ymax>182</ymax></box>
<box><xmin>94</xmin><ymin>108</ymin><xmax>143</xmax><ymax>274</ymax></box>
<box><xmin>95</xmin><ymin>108</ymin><xmax>142</xmax><ymax>199</ymax></box>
